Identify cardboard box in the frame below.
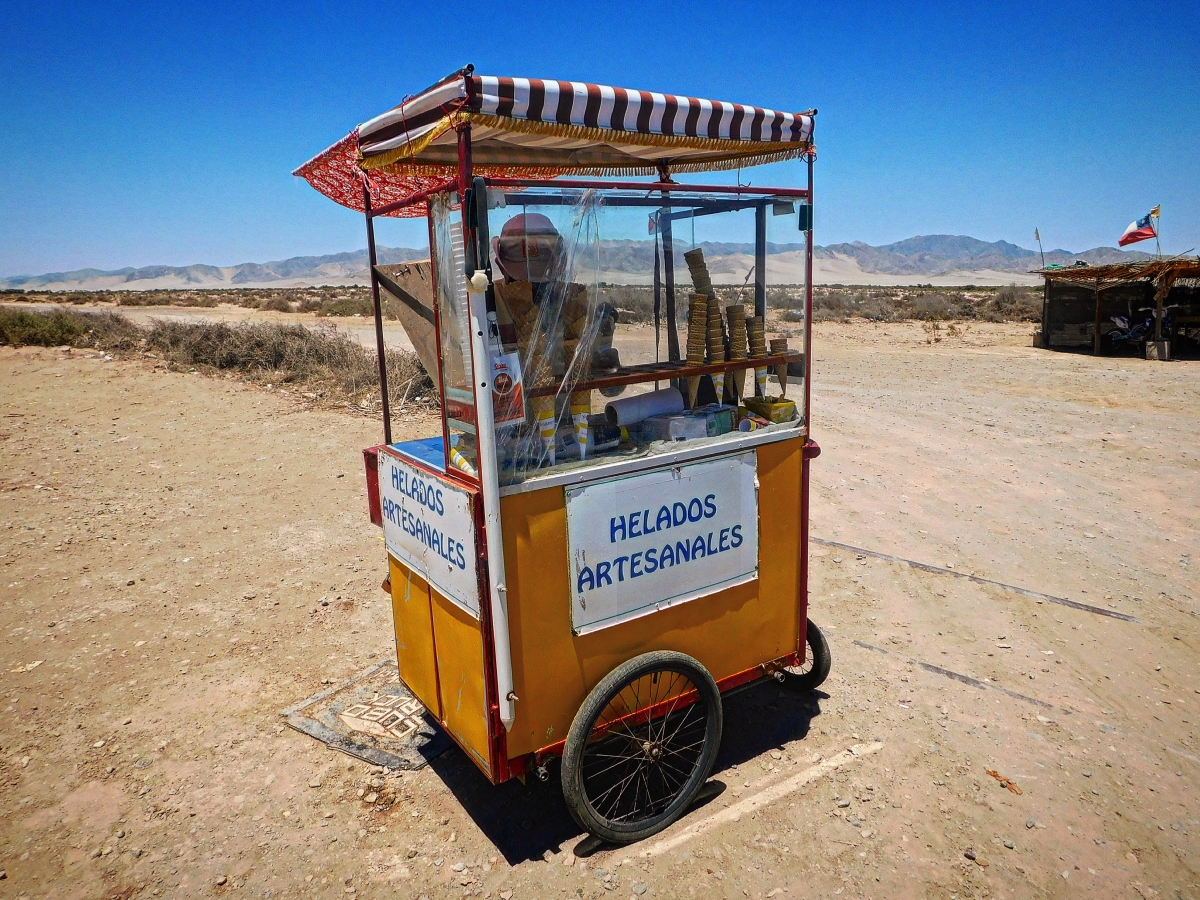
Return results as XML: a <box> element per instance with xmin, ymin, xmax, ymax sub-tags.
<box><xmin>640</xmin><ymin>414</ymin><xmax>708</xmax><ymax>442</ymax></box>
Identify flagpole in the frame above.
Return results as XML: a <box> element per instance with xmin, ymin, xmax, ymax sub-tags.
<box><xmin>1035</xmin><ymin>228</ymin><xmax>1046</xmax><ymax>268</ymax></box>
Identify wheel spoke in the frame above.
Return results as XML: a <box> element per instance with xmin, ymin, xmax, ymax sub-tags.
<box><xmin>576</xmin><ymin>661</ymin><xmax>717</xmax><ymax>835</ymax></box>
<box><xmin>590</xmin><ymin>759</ymin><xmax>643</xmax><ymax>816</ymax></box>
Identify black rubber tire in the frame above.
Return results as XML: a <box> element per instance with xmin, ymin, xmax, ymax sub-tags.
<box><xmin>560</xmin><ymin>650</ymin><xmax>722</xmax><ymax>844</ymax></box>
<box><xmin>784</xmin><ymin>619</ymin><xmax>832</xmax><ymax>693</ymax></box>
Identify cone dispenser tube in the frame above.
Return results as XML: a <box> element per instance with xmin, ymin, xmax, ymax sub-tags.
<box><xmin>726</xmin><ymin>304</ymin><xmax>748</xmax><ymax>401</ymax></box>
<box><xmin>685</xmin><ymin>293</ymin><xmax>708</xmax><ymax>408</ymax></box>
<box><xmin>748</xmin><ymin>315</ymin><xmax>768</xmax><ymax>398</ymax></box>
<box><xmin>604</xmin><ymin>386</ymin><xmax>684</xmax><ymax>426</ymax></box>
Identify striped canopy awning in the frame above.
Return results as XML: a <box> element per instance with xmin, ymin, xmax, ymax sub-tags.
<box><xmin>294</xmin><ymin>66</ymin><xmax>815</xmax><ymax>218</ymax></box>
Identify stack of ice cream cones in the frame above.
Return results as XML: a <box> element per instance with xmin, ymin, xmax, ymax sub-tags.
<box><xmin>684</xmin><ymin>248</ymin><xmax>714</xmax><ymax>298</ymax></box>
<box><xmin>707</xmin><ymin>299</ymin><xmax>726</xmax><ymax>404</ymax></box>
<box><xmin>747</xmin><ymin>316</ymin><xmax>768</xmax><ymax>398</ymax></box>
<box><xmin>685</xmin><ymin>293</ymin><xmax>708</xmax><ymax>408</ymax></box>
<box><xmin>769</xmin><ymin>337</ymin><xmax>790</xmax><ymax>397</ymax></box>
<box><xmin>726</xmin><ymin>304</ymin><xmax>748</xmax><ymax>401</ymax></box>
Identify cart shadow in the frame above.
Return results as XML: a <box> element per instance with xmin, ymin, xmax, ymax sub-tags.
<box><xmin>429</xmin><ymin>680</ymin><xmax>826</xmax><ymax>865</ymax></box>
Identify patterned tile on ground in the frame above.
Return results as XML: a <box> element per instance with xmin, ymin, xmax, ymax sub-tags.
<box><xmin>281</xmin><ymin>659</ymin><xmax>451</xmax><ymax>769</ymax></box>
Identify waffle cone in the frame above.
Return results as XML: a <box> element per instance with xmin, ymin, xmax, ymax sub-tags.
<box><xmin>770</xmin><ymin>337</ymin><xmax>789</xmax><ymax>397</ymax></box>
<box><xmin>732</xmin><ymin>368</ymin><xmax>747</xmax><ymax>401</ymax></box>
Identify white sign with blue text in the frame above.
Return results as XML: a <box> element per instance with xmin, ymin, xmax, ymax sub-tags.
<box><xmin>565</xmin><ymin>451</ymin><xmax>759</xmax><ymax>635</ymax></box>
<box><xmin>378</xmin><ymin>452</ymin><xmax>479</xmax><ymax>618</ymax></box>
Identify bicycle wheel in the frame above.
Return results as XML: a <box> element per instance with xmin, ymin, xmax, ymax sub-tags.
<box><xmin>560</xmin><ymin>651</ymin><xmax>722</xmax><ymax>844</ymax></box>
<box><xmin>784</xmin><ymin>618</ymin><xmax>832</xmax><ymax>692</ymax></box>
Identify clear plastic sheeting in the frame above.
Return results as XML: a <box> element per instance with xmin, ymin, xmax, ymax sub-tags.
<box><xmin>430</xmin><ymin>193</ymin><xmax>479</xmax><ymax>478</ymax></box>
<box><xmin>427</xmin><ymin>186</ymin><xmax>809</xmax><ymax>488</ymax></box>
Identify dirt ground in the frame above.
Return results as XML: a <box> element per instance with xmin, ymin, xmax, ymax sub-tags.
<box><xmin>1</xmin><ymin>320</ymin><xmax>1197</xmax><ymax>900</ymax></box>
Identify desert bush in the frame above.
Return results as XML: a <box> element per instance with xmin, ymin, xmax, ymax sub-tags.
<box><xmin>0</xmin><ymin>308</ymin><xmax>144</xmax><ymax>350</ymax></box>
<box><xmin>117</xmin><ymin>290</ymin><xmax>220</xmax><ymax>308</ymax></box>
<box><xmin>0</xmin><ymin>308</ymin><xmax>433</xmax><ymax>412</ymax></box>
<box><xmin>259</xmin><ymin>295</ymin><xmax>294</xmax><ymax>312</ymax></box>
<box><xmin>317</xmin><ymin>296</ymin><xmax>374</xmax><ymax>317</ymax></box>
<box><xmin>143</xmin><ymin>320</ymin><xmax>431</xmax><ymax>409</ymax></box>
<box><xmin>74</xmin><ymin>312</ymin><xmax>146</xmax><ymax>351</ymax></box>
<box><xmin>992</xmin><ymin>284</ymin><xmax>1041</xmax><ymax>322</ymax></box>
<box><xmin>0</xmin><ymin>308</ymin><xmax>88</xmax><ymax>346</ymax></box>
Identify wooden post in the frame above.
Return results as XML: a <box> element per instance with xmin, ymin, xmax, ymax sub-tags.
<box><xmin>1093</xmin><ymin>281</ymin><xmax>1103</xmax><ymax>356</ymax></box>
<box><xmin>1041</xmin><ymin>278</ymin><xmax>1050</xmax><ymax>349</ymax></box>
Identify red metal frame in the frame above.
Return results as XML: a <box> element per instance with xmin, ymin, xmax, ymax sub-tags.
<box><xmin>363</xmin><ymin>446</ymin><xmax>383</xmax><ymax>526</ymax></box>
<box><xmin>368</xmin><ymin>178</ymin><xmax>458</xmax><ymax>219</ymax></box>
<box><xmin>486</xmin><ymin>176</ymin><xmax>811</xmax><ymax>199</ymax></box>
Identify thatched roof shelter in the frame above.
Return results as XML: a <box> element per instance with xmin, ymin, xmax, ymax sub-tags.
<box><xmin>1037</xmin><ymin>256</ymin><xmax>1200</xmax><ymax>300</ymax></box>
<box><xmin>1036</xmin><ymin>256</ymin><xmax>1200</xmax><ymax>355</ymax></box>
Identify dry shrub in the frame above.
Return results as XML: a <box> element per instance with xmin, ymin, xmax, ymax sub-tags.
<box><xmin>145</xmin><ymin>320</ymin><xmax>433</xmax><ymax>408</ymax></box>
<box><xmin>0</xmin><ymin>308</ymin><xmax>88</xmax><ymax>346</ymax></box>
<box><xmin>258</xmin><ymin>295</ymin><xmax>293</xmax><ymax>312</ymax></box>
<box><xmin>0</xmin><ymin>307</ymin><xmax>434</xmax><ymax>413</ymax></box>
<box><xmin>116</xmin><ymin>291</ymin><xmax>220</xmax><ymax>308</ymax></box>
<box><xmin>801</xmin><ymin>284</ymin><xmax>1042</xmax><ymax>323</ymax></box>
<box><xmin>316</xmin><ymin>296</ymin><xmax>374</xmax><ymax>317</ymax></box>
<box><xmin>992</xmin><ymin>285</ymin><xmax>1041</xmax><ymax>321</ymax></box>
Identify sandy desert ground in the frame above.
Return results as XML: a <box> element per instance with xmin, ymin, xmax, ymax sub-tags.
<box><xmin>1</xmin><ymin>321</ymin><xmax>1197</xmax><ymax>900</ymax></box>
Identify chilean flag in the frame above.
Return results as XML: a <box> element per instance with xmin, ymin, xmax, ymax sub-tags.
<box><xmin>1119</xmin><ymin>213</ymin><xmax>1157</xmax><ymax>247</ymax></box>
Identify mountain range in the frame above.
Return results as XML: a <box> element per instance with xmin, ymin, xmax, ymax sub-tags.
<box><xmin>1</xmin><ymin>235</ymin><xmax>1154</xmax><ymax>292</ymax></box>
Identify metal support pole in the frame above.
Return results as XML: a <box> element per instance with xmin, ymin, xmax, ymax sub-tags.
<box><xmin>661</xmin><ymin>214</ymin><xmax>681</xmax><ymax>362</ymax></box>
<box><xmin>804</xmin><ymin>153</ymin><xmax>814</xmax><ymax>430</ymax></box>
<box><xmin>754</xmin><ymin>203</ymin><xmax>767</xmax><ymax>319</ymax></box>
<box><xmin>457</xmin><ymin>126</ymin><xmax>516</xmax><ymax>733</ymax></box>
<box><xmin>1093</xmin><ymin>282</ymin><xmax>1103</xmax><ymax>356</ymax></box>
<box><xmin>363</xmin><ymin>185</ymin><xmax>392</xmax><ymax>445</ymax></box>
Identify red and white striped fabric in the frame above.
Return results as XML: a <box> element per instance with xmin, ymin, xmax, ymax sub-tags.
<box><xmin>471</xmin><ymin>76</ymin><xmax>812</xmax><ymax>143</ymax></box>
<box><xmin>295</xmin><ymin>67</ymin><xmax>815</xmax><ymax>216</ymax></box>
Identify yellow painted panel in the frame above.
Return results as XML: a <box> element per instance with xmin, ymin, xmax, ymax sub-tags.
<box><xmin>388</xmin><ymin>556</ymin><xmax>440</xmax><ymax>719</ymax></box>
<box><xmin>501</xmin><ymin>439</ymin><xmax>805</xmax><ymax>759</ymax></box>
<box><xmin>430</xmin><ymin>592</ymin><xmax>492</xmax><ymax>777</ymax></box>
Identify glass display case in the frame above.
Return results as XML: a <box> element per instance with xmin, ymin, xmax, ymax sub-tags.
<box><xmin>429</xmin><ymin>183</ymin><xmax>809</xmax><ymax>489</ymax></box>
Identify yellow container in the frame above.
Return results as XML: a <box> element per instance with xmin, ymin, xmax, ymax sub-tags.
<box><xmin>744</xmin><ymin>396</ymin><xmax>798</xmax><ymax>424</ymax></box>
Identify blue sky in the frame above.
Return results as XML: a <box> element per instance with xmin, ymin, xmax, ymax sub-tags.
<box><xmin>1</xmin><ymin>1</ymin><xmax>1196</xmax><ymax>276</ymax></box>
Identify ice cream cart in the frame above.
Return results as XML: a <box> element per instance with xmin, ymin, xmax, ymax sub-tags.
<box><xmin>295</xmin><ymin>66</ymin><xmax>830</xmax><ymax>843</ymax></box>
